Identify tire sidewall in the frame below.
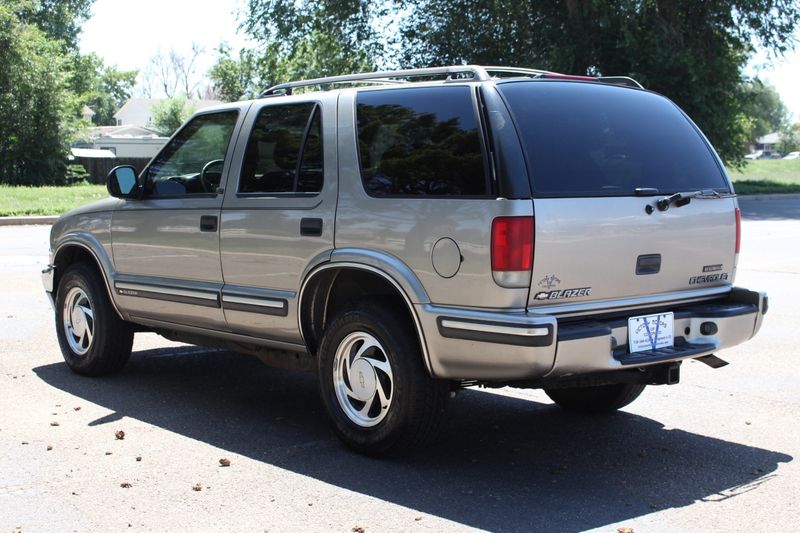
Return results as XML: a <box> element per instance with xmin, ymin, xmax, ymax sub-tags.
<box><xmin>55</xmin><ymin>265</ymin><xmax>109</xmax><ymax>374</ymax></box>
<box><xmin>318</xmin><ymin>307</ymin><xmax>419</xmax><ymax>453</ymax></box>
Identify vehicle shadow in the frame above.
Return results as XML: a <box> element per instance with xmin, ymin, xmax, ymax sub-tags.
<box><xmin>34</xmin><ymin>346</ymin><xmax>792</xmax><ymax>533</ymax></box>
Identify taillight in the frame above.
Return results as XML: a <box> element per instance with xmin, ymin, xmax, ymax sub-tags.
<box><xmin>491</xmin><ymin>216</ymin><xmax>534</xmax><ymax>287</ymax></box>
<box><xmin>735</xmin><ymin>207</ymin><xmax>741</xmax><ymax>254</ymax></box>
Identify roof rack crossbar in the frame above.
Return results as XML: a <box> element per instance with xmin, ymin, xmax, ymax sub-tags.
<box><xmin>259</xmin><ymin>65</ymin><xmax>492</xmax><ymax>97</ymax></box>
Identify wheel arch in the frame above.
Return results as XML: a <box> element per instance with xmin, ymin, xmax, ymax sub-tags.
<box><xmin>298</xmin><ymin>262</ymin><xmax>434</xmax><ymax>375</ymax></box>
<box><xmin>52</xmin><ymin>238</ymin><xmax>123</xmax><ymax>319</ymax></box>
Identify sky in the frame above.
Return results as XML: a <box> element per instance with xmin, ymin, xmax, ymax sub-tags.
<box><xmin>79</xmin><ymin>0</ymin><xmax>800</xmax><ymax>122</ymax></box>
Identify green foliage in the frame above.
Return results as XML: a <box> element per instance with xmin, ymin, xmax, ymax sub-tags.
<box><xmin>778</xmin><ymin>123</ymin><xmax>800</xmax><ymax>154</ymax></box>
<box><xmin>742</xmin><ymin>79</ymin><xmax>790</xmax><ymax>142</ymax></box>
<box><xmin>0</xmin><ymin>1</ymin><xmax>75</xmax><ymax>185</ymax></box>
<box><xmin>150</xmin><ymin>97</ymin><xmax>197</xmax><ymax>136</ymax></box>
<box><xmin>397</xmin><ymin>0</ymin><xmax>800</xmax><ymax>166</ymax></box>
<box><xmin>11</xmin><ymin>0</ymin><xmax>93</xmax><ymax>50</ymax></box>
<box><xmin>210</xmin><ymin>0</ymin><xmax>382</xmax><ymax>100</ymax></box>
<box><xmin>68</xmin><ymin>53</ymin><xmax>137</xmax><ymax>125</ymax></box>
<box><xmin>65</xmin><ymin>163</ymin><xmax>89</xmax><ymax>184</ymax></box>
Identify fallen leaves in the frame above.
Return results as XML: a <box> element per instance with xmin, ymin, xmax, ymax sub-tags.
<box><xmin>73</xmin><ymin>406</ymin><xmax>81</xmax><ymax>411</ymax></box>
<box><xmin>192</xmin><ymin>483</ymin><xmax>203</xmax><ymax>492</ymax></box>
<box><xmin>135</xmin><ymin>456</ymin><xmax>142</xmax><ymax>462</ymax></box>
<box><xmin>50</xmin><ymin>421</ymin><xmax>60</xmax><ymax>427</ymax></box>
<box><xmin>115</xmin><ymin>430</ymin><xmax>125</xmax><ymax>440</ymax></box>
<box><xmin>219</xmin><ymin>458</ymin><xmax>231</xmax><ymax>467</ymax></box>
<box><xmin>46</xmin><ymin>444</ymin><xmax>53</xmax><ymax>451</ymax></box>
<box><xmin>120</xmin><ymin>482</ymin><xmax>132</xmax><ymax>489</ymax></box>
<box><xmin>352</xmin><ymin>527</ymin><xmax>365</xmax><ymax>533</ymax></box>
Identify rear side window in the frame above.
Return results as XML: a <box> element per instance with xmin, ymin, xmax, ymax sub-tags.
<box><xmin>239</xmin><ymin>103</ymin><xmax>322</xmax><ymax>194</ymax></box>
<box><xmin>356</xmin><ymin>86</ymin><xmax>489</xmax><ymax>197</ymax></box>
<box><xmin>497</xmin><ymin>81</ymin><xmax>730</xmax><ymax>197</ymax></box>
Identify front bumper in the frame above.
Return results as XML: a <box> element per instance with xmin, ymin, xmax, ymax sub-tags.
<box><xmin>418</xmin><ymin>287</ymin><xmax>767</xmax><ymax>380</ymax></box>
<box><xmin>42</xmin><ymin>264</ymin><xmax>55</xmax><ymax>309</ymax></box>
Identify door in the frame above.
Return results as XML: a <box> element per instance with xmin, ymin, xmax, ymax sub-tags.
<box><xmin>219</xmin><ymin>94</ymin><xmax>338</xmax><ymax>343</ymax></box>
<box><xmin>111</xmin><ymin>107</ymin><xmax>247</xmax><ymax>329</ymax></box>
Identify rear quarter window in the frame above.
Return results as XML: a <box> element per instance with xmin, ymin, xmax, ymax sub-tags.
<box><xmin>497</xmin><ymin>81</ymin><xmax>730</xmax><ymax>197</ymax></box>
<box><xmin>356</xmin><ymin>86</ymin><xmax>489</xmax><ymax>197</ymax></box>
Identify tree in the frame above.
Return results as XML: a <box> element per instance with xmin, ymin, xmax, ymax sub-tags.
<box><xmin>150</xmin><ymin>97</ymin><xmax>196</xmax><ymax>136</ymax></box>
<box><xmin>140</xmin><ymin>44</ymin><xmax>208</xmax><ymax>98</ymax></box>
<box><xmin>742</xmin><ymin>79</ymin><xmax>790</xmax><ymax>142</ymax></box>
<box><xmin>210</xmin><ymin>0</ymin><xmax>385</xmax><ymax>100</ymax></box>
<box><xmin>0</xmin><ymin>2</ymin><xmax>75</xmax><ymax>185</ymax></box>
<box><xmin>397</xmin><ymin>0</ymin><xmax>800</xmax><ymax>165</ymax></box>
<box><xmin>779</xmin><ymin>123</ymin><xmax>800</xmax><ymax>154</ymax></box>
<box><xmin>69</xmin><ymin>53</ymin><xmax>137</xmax><ymax>125</ymax></box>
<box><xmin>12</xmin><ymin>0</ymin><xmax>94</xmax><ymax>50</ymax></box>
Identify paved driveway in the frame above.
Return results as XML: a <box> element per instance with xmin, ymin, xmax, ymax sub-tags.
<box><xmin>1</xmin><ymin>200</ymin><xmax>798</xmax><ymax>532</ymax></box>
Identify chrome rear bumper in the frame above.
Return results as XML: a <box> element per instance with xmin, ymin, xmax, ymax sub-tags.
<box><xmin>419</xmin><ymin>287</ymin><xmax>767</xmax><ymax>380</ymax></box>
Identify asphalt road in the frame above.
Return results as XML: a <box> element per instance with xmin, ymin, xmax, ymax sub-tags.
<box><xmin>1</xmin><ymin>200</ymin><xmax>798</xmax><ymax>532</ymax></box>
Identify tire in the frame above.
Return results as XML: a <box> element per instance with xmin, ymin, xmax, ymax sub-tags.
<box><xmin>545</xmin><ymin>383</ymin><xmax>646</xmax><ymax>413</ymax></box>
<box><xmin>317</xmin><ymin>299</ymin><xmax>449</xmax><ymax>456</ymax></box>
<box><xmin>55</xmin><ymin>262</ymin><xmax>134</xmax><ymax>376</ymax></box>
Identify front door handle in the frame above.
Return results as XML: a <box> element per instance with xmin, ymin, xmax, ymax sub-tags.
<box><xmin>300</xmin><ymin>217</ymin><xmax>323</xmax><ymax>236</ymax></box>
<box><xmin>200</xmin><ymin>215</ymin><xmax>218</xmax><ymax>232</ymax></box>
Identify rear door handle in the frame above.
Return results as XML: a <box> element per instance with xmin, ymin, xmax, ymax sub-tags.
<box><xmin>300</xmin><ymin>218</ymin><xmax>323</xmax><ymax>236</ymax></box>
<box><xmin>200</xmin><ymin>215</ymin><xmax>218</xmax><ymax>232</ymax></box>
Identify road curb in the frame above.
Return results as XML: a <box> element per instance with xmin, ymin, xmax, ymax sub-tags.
<box><xmin>0</xmin><ymin>215</ymin><xmax>59</xmax><ymax>226</ymax></box>
<box><xmin>738</xmin><ymin>193</ymin><xmax>800</xmax><ymax>201</ymax></box>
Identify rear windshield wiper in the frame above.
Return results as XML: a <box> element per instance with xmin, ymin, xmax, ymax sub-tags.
<box><xmin>655</xmin><ymin>189</ymin><xmax>721</xmax><ymax>211</ymax></box>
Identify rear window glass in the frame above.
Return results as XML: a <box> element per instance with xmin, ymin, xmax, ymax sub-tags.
<box><xmin>497</xmin><ymin>81</ymin><xmax>730</xmax><ymax>197</ymax></box>
<box><xmin>356</xmin><ymin>86</ymin><xmax>489</xmax><ymax>197</ymax></box>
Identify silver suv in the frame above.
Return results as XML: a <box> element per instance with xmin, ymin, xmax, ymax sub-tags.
<box><xmin>43</xmin><ymin>66</ymin><xmax>768</xmax><ymax>455</ymax></box>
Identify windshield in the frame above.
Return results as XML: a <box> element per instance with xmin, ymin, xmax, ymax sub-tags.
<box><xmin>497</xmin><ymin>81</ymin><xmax>730</xmax><ymax>197</ymax></box>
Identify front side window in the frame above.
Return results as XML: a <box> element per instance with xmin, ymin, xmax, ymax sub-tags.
<box><xmin>144</xmin><ymin>111</ymin><xmax>238</xmax><ymax>197</ymax></box>
<box><xmin>239</xmin><ymin>103</ymin><xmax>323</xmax><ymax>194</ymax></box>
<box><xmin>356</xmin><ymin>86</ymin><xmax>488</xmax><ymax>197</ymax></box>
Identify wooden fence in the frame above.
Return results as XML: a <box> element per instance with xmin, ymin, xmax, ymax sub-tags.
<box><xmin>73</xmin><ymin>157</ymin><xmax>151</xmax><ymax>185</ymax></box>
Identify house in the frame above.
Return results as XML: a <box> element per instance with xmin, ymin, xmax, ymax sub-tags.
<box><xmin>73</xmin><ymin>124</ymin><xmax>169</xmax><ymax>159</ymax></box>
<box><xmin>113</xmin><ymin>98</ymin><xmax>223</xmax><ymax>128</ymax></box>
<box><xmin>755</xmin><ymin>132</ymin><xmax>781</xmax><ymax>153</ymax></box>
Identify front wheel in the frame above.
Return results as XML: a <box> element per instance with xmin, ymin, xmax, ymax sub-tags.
<box><xmin>55</xmin><ymin>263</ymin><xmax>134</xmax><ymax>376</ymax></box>
<box><xmin>317</xmin><ymin>301</ymin><xmax>449</xmax><ymax>456</ymax></box>
<box><xmin>545</xmin><ymin>383</ymin><xmax>646</xmax><ymax>413</ymax></box>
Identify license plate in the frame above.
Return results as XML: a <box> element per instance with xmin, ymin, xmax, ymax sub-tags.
<box><xmin>628</xmin><ymin>312</ymin><xmax>674</xmax><ymax>353</ymax></box>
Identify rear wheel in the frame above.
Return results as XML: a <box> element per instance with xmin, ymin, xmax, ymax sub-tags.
<box><xmin>545</xmin><ymin>383</ymin><xmax>646</xmax><ymax>413</ymax></box>
<box><xmin>318</xmin><ymin>300</ymin><xmax>449</xmax><ymax>456</ymax></box>
<box><xmin>55</xmin><ymin>263</ymin><xmax>134</xmax><ymax>376</ymax></box>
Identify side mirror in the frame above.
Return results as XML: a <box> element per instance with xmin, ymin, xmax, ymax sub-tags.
<box><xmin>107</xmin><ymin>165</ymin><xmax>140</xmax><ymax>199</ymax></box>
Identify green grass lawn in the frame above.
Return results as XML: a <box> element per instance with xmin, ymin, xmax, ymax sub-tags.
<box><xmin>0</xmin><ymin>159</ymin><xmax>798</xmax><ymax>217</ymax></box>
<box><xmin>0</xmin><ymin>182</ymin><xmax>108</xmax><ymax>217</ymax></box>
<box><xmin>727</xmin><ymin>159</ymin><xmax>800</xmax><ymax>194</ymax></box>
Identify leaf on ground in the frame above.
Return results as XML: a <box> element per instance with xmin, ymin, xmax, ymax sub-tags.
<box><xmin>50</xmin><ymin>421</ymin><xmax>60</xmax><ymax>427</ymax></box>
<box><xmin>120</xmin><ymin>482</ymin><xmax>132</xmax><ymax>488</ymax></box>
<box><xmin>115</xmin><ymin>430</ymin><xmax>125</xmax><ymax>440</ymax></box>
<box><xmin>352</xmin><ymin>527</ymin><xmax>365</xmax><ymax>533</ymax></box>
<box><xmin>135</xmin><ymin>456</ymin><xmax>142</xmax><ymax>462</ymax></box>
<box><xmin>192</xmin><ymin>483</ymin><xmax>203</xmax><ymax>491</ymax></box>
<box><xmin>105</xmin><ymin>451</ymin><xmax>112</xmax><ymax>455</ymax></box>
<box><xmin>46</xmin><ymin>444</ymin><xmax>53</xmax><ymax>451</ymax></box>
<box><xmin>73</xmin><ymin>406</ymin><xmax>81</xmax><ymax>411</ymax></box>
<box><xmin>219</xmin><ymin>458</ymin><xmax>231</xmax><ymax>467</ymax></box>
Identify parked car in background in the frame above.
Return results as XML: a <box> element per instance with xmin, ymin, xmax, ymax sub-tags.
<box><xmin>744</xmin><ymin>151</ymin><xmax>763</xmax><ymax>160</ymax></box>
<box><xmin>42</xmin><ymin>65</ymin><xmax>768</xmax><ymax>456</ymax></box>
<box><xmin>783</xmin><ymin>151</ymin><xmax>800</xmax><ymax>160</ymax></box>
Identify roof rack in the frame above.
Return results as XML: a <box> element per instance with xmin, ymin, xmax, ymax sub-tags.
<box><xmin>258</xmin><ymin>65</ymin><xmax>642</xmax><ymax>97</ymax></box>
